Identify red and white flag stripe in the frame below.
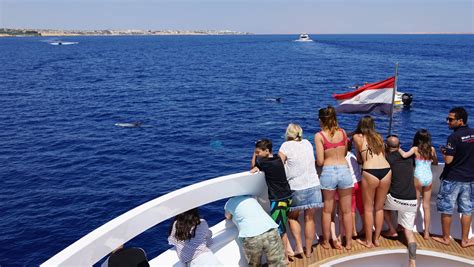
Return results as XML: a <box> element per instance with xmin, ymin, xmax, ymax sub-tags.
<box><xmin>333</xmin><ymin>76</ymin><xmax>395</xmax><ymax>115</ymax></box>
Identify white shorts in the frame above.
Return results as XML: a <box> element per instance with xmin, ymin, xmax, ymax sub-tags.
<box><xmin>384</xmin><ymin>194</ymin><xmax>417</xmax><ymax>230</ymax></box>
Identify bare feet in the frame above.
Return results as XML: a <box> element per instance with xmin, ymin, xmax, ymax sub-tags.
<box><xmin>305</xmin><ymin>247</ymin><xmax>314</xmax><ymax>258</ymax></box>
<box><xmin>332</xmin><ymin>239</ymin><xmax>342</xmax><ymax>250</ymax></box>
<box><xmin>423</xmin><ymin>232</ymin><xmax>430</xmax><ymax>240</ymax></box>
<box><xmin>461</xmin><ymin>237</ymin><xmax>474</xmax><ymax>248</ymax></box>
<box><xmin>320</xmin><ymin>241</ymin><xmax>330</xmax><ymax>249</ymax></box>
<box><xmin>382</xmin><ymin>230</ymin><xmax>398</xmax><ymax>238</ymax></box>
<box><xmin>292</xmin><ymin>253</ymin><xmax>304</xmax><ymax>259</ymax></box>
<box><xmin>432</xmin><ymin>236</ymin><xmax>450</xmax><ymax>246</ymax></box>
<box><xmin>374</xmin><ymin>238</ymin><xmax>381</xmax><ymax>247</ymax></box>
<box><xmin>357</xmin><ymin>238</ymin><xmax>374</xmax><ymax>248</ymax></box>
<box><xmin>292</xmin><ymin>248</ymin><xmax>304</xmax><ymax>259</ymax></box>
<box><xmin>345</xmin><ymin>242</ymin><xmax>352</xmax><ymax>250</ymax></box>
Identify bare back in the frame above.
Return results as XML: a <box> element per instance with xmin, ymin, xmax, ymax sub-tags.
<box><xmin>353</xmin><ymin>133</ymin><xmax>390</xmax><ymax>169</ymax></box>
<box><xmin>315</xmin><ymin>129</ymin><xmax>348</xmax><ymax>166</ymax></box>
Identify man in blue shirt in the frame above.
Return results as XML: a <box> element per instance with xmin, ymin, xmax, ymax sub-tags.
<box><xmin>434</xmin><ymin>107</ymin><xmax>474</xmax><ymax>248</ymax></box>
<box><xmin>225</xmin><ymin>195</ymin><xmax>285</xmax><ymax>266</ymax></box>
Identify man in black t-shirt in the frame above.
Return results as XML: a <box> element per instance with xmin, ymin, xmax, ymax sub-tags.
<box><xmin>434</xmin><ymin>107</ymin><xmax>474</xmax><ymax>248</ymax></box>
<box><xmin>251</xmin><ymin>139</ymin><xmax>292</xmax><ymax>263</ymax></box>
<box><xmin>384</xmin><ymin>136</ymin><xmax>417</xmax><ymax>267</ymax></box>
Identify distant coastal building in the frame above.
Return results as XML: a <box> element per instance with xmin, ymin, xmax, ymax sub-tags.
<box><xmin>0</xmin><ymin>28</ymin><xmax>251</xmax><ymax>37</ymax></box>
<box><xmin>0</xmin><ymin>28</ymin><xmax>41</xmax><ymax>36</ymax></box>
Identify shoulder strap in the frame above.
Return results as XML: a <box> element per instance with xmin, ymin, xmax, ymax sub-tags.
<box><xmin>341</xmin><ymin>129</ymin><xmax>348</xmax><ymax>143</ymax></box>
<box><xmin>319</xmin><ymin>132</ymin><xmax>330</xmax><ymax>145</ymax></box>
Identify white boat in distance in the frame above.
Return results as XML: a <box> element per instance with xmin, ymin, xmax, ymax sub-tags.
<box><xmin>295</xmin><ymin>33</ymin><xmax>313</xmax><ymax>42</ymax></box>
<box><xmin>48</xmin><ymin>41</ymin><xmax>79</xmax><ymax>46</ymax></box>
<box><xmin>41</xmin><ymin>164</ymin><xmax>474</xmax><ymax>266</ymax></box>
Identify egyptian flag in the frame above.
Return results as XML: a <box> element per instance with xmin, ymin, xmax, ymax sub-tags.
<box><xmin>333</xmin><ymin>76</ymin><xmax>395</xmax><ymax>115</ymax></box>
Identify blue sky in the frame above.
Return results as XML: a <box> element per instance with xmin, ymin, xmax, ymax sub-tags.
<box><xmin>1</xmin><ymin>0</ymin><xmax>473</xmax><ymax>33</ymax></box>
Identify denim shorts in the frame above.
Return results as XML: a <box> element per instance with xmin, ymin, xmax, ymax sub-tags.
<box><xmin>320</xmin><ymin>165</ymin><xmax>354</xmax><ymax>190</ymax></box>
<box><xmin>290</xmin><ymin>186</ymin><xmax>323</xmax><ymax>211</ymax></box>
<box><xmin>437</xmin><ymin>179</ymin><xmax>473</xmax><ymax>215</ymax></box>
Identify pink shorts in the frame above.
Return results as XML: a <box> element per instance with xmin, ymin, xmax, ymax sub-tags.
<box><xmin>334</xmin><ymin>181</ymin><xmax>363</xmax><ymax>213</ymax></box>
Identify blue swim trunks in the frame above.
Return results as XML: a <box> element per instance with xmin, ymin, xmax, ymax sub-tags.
<box><xmin>437</xmin><ymin>179</ymin><xmax>473</xmax><ymax>215</ymax></box>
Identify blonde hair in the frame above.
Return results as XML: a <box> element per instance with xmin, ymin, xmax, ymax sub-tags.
<box><xmin>285</xmin><ymin>123</ymin><xmax>303</xmax><ymax>141</ymax></box>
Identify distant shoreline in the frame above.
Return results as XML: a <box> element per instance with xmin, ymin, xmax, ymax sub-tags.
<box><xmin>0</xmin><ymin>28</ymin><xmax>472</xmax><ymax>37</ymax></box>
<box><xmin>0</xmin><ymin>28</ymin><xmax>251</xmax><ymax>37</ymax></box>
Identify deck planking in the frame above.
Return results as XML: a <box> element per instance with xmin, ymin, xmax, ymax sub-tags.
<box><xmin>287</xmin><ymin>233</ymin><xmax>474</xmax><ymax>267</ymax></box>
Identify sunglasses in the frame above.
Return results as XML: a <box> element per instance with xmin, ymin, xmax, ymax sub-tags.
<box><xmin>446</xmin><ymin>117</ymin><xmax>457</xmax><ymax>122</ymax></box>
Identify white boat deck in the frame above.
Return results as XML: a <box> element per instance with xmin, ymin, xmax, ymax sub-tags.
<box><xmin>41</xmin><ymin>164</ymin><xmax>474</xmax><ymax>266</ymax></box>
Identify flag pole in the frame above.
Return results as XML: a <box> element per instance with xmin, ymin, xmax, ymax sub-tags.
<box><xmin>387</xmin><ymin>63</ymin><xmax>398</xmax><ymax>136</ymax></box>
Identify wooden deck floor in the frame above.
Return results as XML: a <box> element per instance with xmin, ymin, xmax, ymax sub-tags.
<box><xmin>288</xmin><ymin>233</ymin><xmax>474</xmax><ymax>267</ymax></box>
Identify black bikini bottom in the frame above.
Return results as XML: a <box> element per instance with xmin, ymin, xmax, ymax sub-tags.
<box><xmin>363</xmin><ymin>168</ymin><xmax>391</xmax><ymax>180</ymax></box>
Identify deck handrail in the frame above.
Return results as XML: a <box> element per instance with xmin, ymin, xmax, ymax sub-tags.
<box><xmin>41</xmin><ymin>171</ymin><xmax>266</xmax><ymax>266</ymax></box>
<box><xmin>42</xmin><ymin>164</ymin><xmax>473</xmax><ymax>266</ymax></box>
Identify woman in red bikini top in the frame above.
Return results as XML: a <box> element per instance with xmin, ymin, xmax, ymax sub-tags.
<box><xmin>315</xmin><ymin>106</ymin><xmax>354</xmax><ymax>250</ymax></box>
<box><xmin>352</xmin><ymin>115</ymin><xmax>391</xmax><ymax>249</ymax></box>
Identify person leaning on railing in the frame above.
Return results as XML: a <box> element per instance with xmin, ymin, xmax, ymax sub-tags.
<box><xmin>250</xmin><ymin>139</ymin><xmax>293</xmax><ymax>264</ymax></box>
<box><xmin>278</xmin><ymin>123</ymin><xmax>324</xmax><ymax>258</ymax></box>
<box><xmin>315</xmin><ymin>106</ymin><xmax>354</xmax><ymax>250</ymax></box>
<box><xmin>383</xmin><ymin>135</ymin><xmax>418</xmax><ymax>267</ymax></box>
<box><xmin>224</xmin><ymin>195</ymin><xmax>286</xmax><ymax>267</ymax></box>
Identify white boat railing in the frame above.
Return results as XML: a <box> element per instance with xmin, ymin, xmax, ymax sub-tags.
<box><xmin>41</xmin><ymin>171</ymin><xmax>267</xmax><ymax>266</ymax></box>
<box><xmin>42</xmin><ymin>164</ymin><xmax>473</xmax><ymax>266</ymax></box>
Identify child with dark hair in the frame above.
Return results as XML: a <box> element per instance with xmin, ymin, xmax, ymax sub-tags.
<box><xmin>168</xmin><ymin>208</ymin><xmax>222</xmax><ymax>266</ymax></box>
<box><xmin>251</xmin><ymin>139</ymin><xmax>293</xmax><ymax>263</ymax></box>
<box><xmin>399</xmin><ymin>129</ymin><xmax>438</xmax><ymax>239</ymax></box>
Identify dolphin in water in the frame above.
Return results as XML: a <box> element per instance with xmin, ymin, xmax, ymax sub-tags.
<box><xmin>115</xmin><ymin>121</ymin><xmax>143</xmax><ymax>128</ymax></box>
<box><xmin>265</xmin><ymin>97</ymin><xmax>282</xmax><ymax>103</ymax></box>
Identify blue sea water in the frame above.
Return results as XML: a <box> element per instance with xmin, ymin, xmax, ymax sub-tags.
<box><xmin>0</xmin><ymin>34</ymin><xmax>473</xmax><ymax>265</ymax></box>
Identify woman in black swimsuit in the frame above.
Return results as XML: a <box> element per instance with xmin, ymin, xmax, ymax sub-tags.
<box><xmin>353</xmin><ymin>116</ymin><xmax>391</xmax><ymax>248</ymax></box>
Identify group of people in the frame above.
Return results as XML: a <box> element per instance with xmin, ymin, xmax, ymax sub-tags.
<box><xmin>164</xmin><ymin>106</ymin><xmax>473</xmax><ymax>267</ymax></box>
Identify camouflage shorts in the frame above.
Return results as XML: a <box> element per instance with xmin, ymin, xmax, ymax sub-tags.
<box><xmin>241</xmin><ymin>228</ymin><xmax>285</xmax><ymax>267</ymax></box>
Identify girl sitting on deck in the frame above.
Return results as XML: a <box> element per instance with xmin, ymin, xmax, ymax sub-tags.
<box><xmin>398</xmin><ymin>129</ymin><xmax>438</xmax><ymax>240</ymax></box>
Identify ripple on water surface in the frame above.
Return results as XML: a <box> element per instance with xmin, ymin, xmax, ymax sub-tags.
<box><xmin>0</xmin><ymin>34</ymin><xmax>473</xmax><ymax>265</ymax></box>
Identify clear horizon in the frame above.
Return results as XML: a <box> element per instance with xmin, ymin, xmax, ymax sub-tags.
<box><xmin>1</xmin><ymin>0</ymin><xmax>473</xmax><ymax>34</ymax></box>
